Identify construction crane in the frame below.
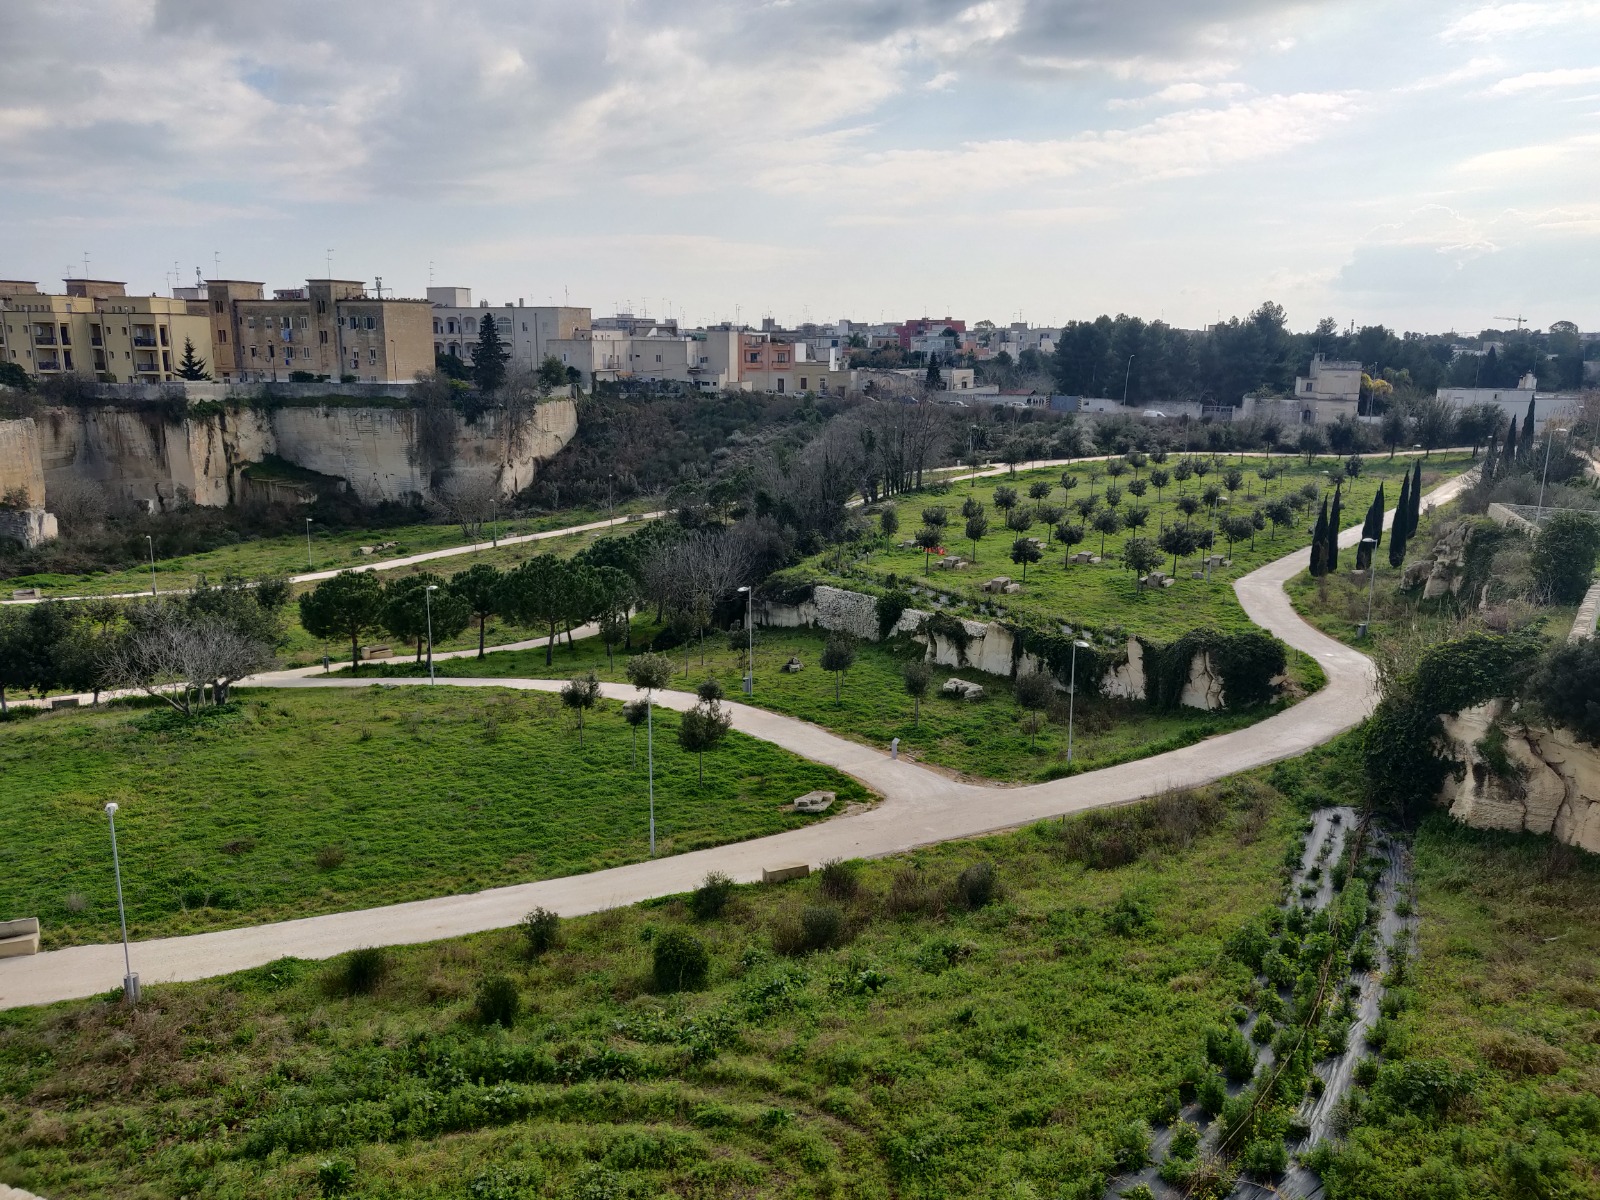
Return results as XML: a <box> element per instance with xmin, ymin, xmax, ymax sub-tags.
<box><xmin>1494</xmin><ymin>314</ymin><xmax>1529</xmax><ymax>331</ymax></box>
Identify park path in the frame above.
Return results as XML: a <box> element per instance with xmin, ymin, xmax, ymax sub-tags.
<box><xmin>0</xmin><ymin>471</ymin><xmax>1476</xmax><ymax>1010</ymax></box>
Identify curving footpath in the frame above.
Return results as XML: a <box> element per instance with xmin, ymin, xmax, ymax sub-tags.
<box><xmin>0</xmin><ymin>472</ymin><xmax>1475</xmax><ymax>1010</ymax></box>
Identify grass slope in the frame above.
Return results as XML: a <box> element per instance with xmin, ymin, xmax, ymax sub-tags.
<box><xmin>0</xmin><ymin>688</ymin><xmax>868</xmax><ymax>947</ymax></box>
<box><xmin>348</xmin><ymin>622</ymin><xmax>1325</xmax><ymax>784</ymax></box>
<box><xmin>0</xmin><ymin>775</ymin><xmax>1294</xmax><ymax>1200</ymax></box>
<box><xmin>808</xmin><ymin>453</ymin><xmax>1473</xmax><ymax>642</ymax></box>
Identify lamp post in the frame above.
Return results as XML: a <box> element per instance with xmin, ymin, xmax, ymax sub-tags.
<box><xmin>1537</xmin><ymin>427</ymin><xmax>1569</xmax><ymax>525</ymax></box>
<box><xmin>646</xmin><ymin>686</ymin><xmax>656</xmax><ymax>856</ymax></box>
<box><xmin>1358</xmin><ymin>537</ymin><xmax>1378</xmax><ymax>638</ymax></box>
<box><xmin>304</xmin><ymin>517</ymin><xmax>314</xmax><ymax>569</ymax></box>
<box><xmin>738</xmin><ymin>585</ymin><xmax>753</xmax><ymax>694</ymax></box>
<box><xmin>1121</xmin><ymin>354</ymin><xmax>1135</xmax><ymax>407</ymax></box>
<box><xmin>1066</xmin><ymin>638</ymin><xmax>1091</xmax><ymax>765</ymax></box>
<box><xmin>424</xmin><ymin>584</ymin><xmax>438</xmax><ymax>684</ymax></box>
<box><xmin>145</xmin><ymin>535</ymin><xmax>156</xmax><ymax>596</ymax></box>
<box><xmin>104</xmin><ymin>803</ymin><xmax>138</xmax><ymax>1004</ymax></box>
<box><xmin>607</xmin><ymin>474</ymin><xmax>615</xmax><ymax>528</ymax></box>
<box><xmin>491</xmin><ymin>499</ymin><xmax>498</xmax><ymax>548</ymax></box>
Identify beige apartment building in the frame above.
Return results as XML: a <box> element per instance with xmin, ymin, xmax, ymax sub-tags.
<box><xmin>0</xmin><ymin>279</ymin><xmax>214</xmax><ymax>382</ymax></box>
<box><xmin>204</xmin><ymin>278</ymin><xmax>432</xmax><ymax>383</ymax></box>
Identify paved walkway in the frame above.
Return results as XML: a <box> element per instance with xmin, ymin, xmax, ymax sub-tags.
<box><xmin>0</xmin><ymin>471</ymin><xmax>1476</xmax><ymax>1010</ymax></box>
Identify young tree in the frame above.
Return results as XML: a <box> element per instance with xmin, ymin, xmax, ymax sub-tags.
<box><xmin>1057</xmin><ymin>521</ymin><xmax>1085</xmax><ymax>563</ymax></box>
<box><xmin>1010</xmin><ymin>536</ymin><xmax>1043</xmax><ymax>579</ymax></box>
<box><xmin>1092</xmin><ymin>508</ymin><xmax>1123</xmax><ymax>557</ymax></box>
<box><xmin>448</xmin><ymin>562</ymin><xmax>504</xmax><ymax>658</ymax></box>
<box><xmin>960</xmin><ymin>494</ymin><xmax>983</xmax><ymax>520</ymax></box>
<box><xmin>678</xmin><ymin>678</ymin><xmax>733</xmax><ymax>783</ymax></box>
<box><xmin>1159</xmin><ymin>523</ymin><xmax>1198</xmax><ymax>576</ymax></box>
<box><xmin>1004</xmin><ymin>504</ymin><xmax>1036</xmax><ymax>534</ymax></box>
<box><xmin>175</xmin><ymin>337</ymin><xmax>210</xmax><ymax>380</ymax></box>
<box><xmin>1298</xmin><ymin>427</ymin><xmax>1327</xmax><ymax>463</ymax></box>
<box><xmin>992</xmin><ymin>485</ymin><xmax>1019</xmax><ymax>513</ymax></box>
<box><xmin>1028</xmin><ymin>480</ymin><xmax>1051</xmax><ymax>501</ymax></box>
<box><xmin>1219</xmin><ymin>513</ymin><xmax>1255</xmax><ymax>557</ymax></box>
<box><xmin>500</xmin><ymin>555</ymin><xmax>569</xmax><ymax>666</ymax></box>
<box><xmin>1264</xmin><ymin>499</ymin><xmax>1292</xmax><ymax>540</ymax></box>
<box><xmin>1072</xmin><ymin>494</ymin><xmax>1099</xmax><ymax>526</ymax></box>
<box><xmin>1223</xmin><ymin>466</ymin><xmax>1245</xmax><ymax>495</ymax></box>
<box><xmin>1175</xmin><ymin>493</ymin><xmax>1201</xmax><ymax>522</ymax></box>
<box><xmin>560</xmin><ymin>671</ymin><xmax>602</xmax><ymax>746</ymax></box>
<box><xmin>298</xmin><ymin>570</ymin><xmax>385</xmax><ymax>672</ymax></box>
<box><xmin>820</xmin><ymin>632</ymin><xmax>858</xmax><ymax>702</ymax></box>
<box><xmin>1148</xmin><ymin>466</ymin><xmax>1170</xmax><ymax>504</ymax></box>
<box><xmin>880</xmin><ymin>505</ymin><xmax>899</xmax><ymax>539</ymax></box>
<box><xmin>1345</xmin><ymin>454</ymin><xmax>1363</xmax><ymax>478</ymax></box>
<box><xmin>1103</xmin><ymin>483</ymin><xmax>1123</xmax><ymax>511</ymax></box>
<box><xmin>1059</xmin><ymin>472</ymin><xmax>1080</xmax><ymax>494</ymax></box>
<box><xmin>1014</xmin><ymin>670</ymin><xmax>1055</xmax><ymax>748</ymax></box>
<box><xmin>1388</xmin><ymin>472</ymin><xmax>1411</xmax><ymax>568</ymax></box>
<box><xmin>914</xmin><ymin>525</ymin><xmax>942</xmax><ymax>574</ymax></box>
<box><xmin>1123</xmin><ymin>503</ymin><xmax>1150</xmax><ymax>535</ymax></box>
<box><xmin>1172</xmin><ymin>459</ymin><xmax>1193</xmax><ymax>492</ymax></box>
<box><xmin>902</xmin><ymin>660</ymin><xmax>933</xmax><ymax>726</ymax></box>
<box><xmin>622</xmin><ymin>698</ymin><xmax>649</xmax><ymax>767</ymax></box>
<box><xmin>965</xmin><ymin>510</ymin><xmax>989</xmax><ymax>561</ymax></box>
<box><xmin>472</xmin><ymin>309</ymin><xmax>510</xmax><ymax>392</ymax></box>
<box><xmin>1122</xmin><ymin>536</ymin><xmax>1162</xmax><ymax>582</ymax></box>
<box><xmin>1126</xmin><ymin>476</ymin><xmax>1148</xmax><ymax>500</ymax></box>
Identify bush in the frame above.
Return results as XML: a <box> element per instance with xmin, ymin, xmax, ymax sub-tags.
<box><xmin>314</xmin><ymin>845</ymin><xmax>346</xmax><ymax>870</ymax></box>
<box><xmin>817</xmin><ymin>857</ymin><xmax>860</xmax><ymax>901</ymax></box>
<box><xmin>1169</xmin><ymin>1119</ymin><xmax>1201</xmax><ymax>1159</ymax></box>
<box><xmin>519</xmin><ymin>907</ymin><xmax>561</xmax><ymax>956</ymax></box>
<box><xmin>333</xmin><ymin>946</ymin><xmax>387</xmax><ymax>996</ymax></box>
<box><xmin>652</xmin><ymin>929</ymin><xmax>710</xmax><ymax>992</ymax></box>
<box><xmin>885</xmin><ymin>866</ymin><xmax>944</xmax><ymax>918</ymax></box>
<box><xmin>474</xmin><ymin>974</ymin><xmax>520</xmax><ymax>1027</ymax></box>
<box><xmin>689</xmin><ymin>871</ymin><xmax>735</xmax><ymax>919</ymax></box>
<box><xmin>1206</xmin><ymin>1025</ymin><xmax>1259</xmax><ymax>1082</ymax></box>
<box><xmin>1532</xmin><ymin>638</ymin><xmax>1600</xmax><ymax>744</ymax></box>
<box><xmin>800</xmin><ymin>904</ymin><xmax>844</xmax><ymax>952</ymax></box>
<box><xmin>316</xmin><ymin>1158</ymin><xmax>356</xmax><ymax>1197</ymax></box>
<box><xmin>1197</xmin><ymin>1072</ymin><xmax>1228</xmax><ymax>1116</ymax></box>
<box><xmin>953</xmin><ymin>862</ymin><xmax>999</xmax><ymax>910</ymax></box>
<box><xmin>1241</xmin><ymin>1137</ymin><xmax>1289</xmax><ymax>1176</ymax></box>
<box><xmin>1109</xmin><ymin>1119</ymin><xmax>1151</xmax><ymax>1170</ymax></box>
<box><xmin>1531</xmin><ymin>510</ymin><xmax>1600</xmax><ymax>604</ymax></box>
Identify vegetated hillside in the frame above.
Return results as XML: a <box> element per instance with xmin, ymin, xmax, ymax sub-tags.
<box><xmin>533</xmin><ymin>384</ymin><xmax>859</xmax><ymax>510</ymax></box>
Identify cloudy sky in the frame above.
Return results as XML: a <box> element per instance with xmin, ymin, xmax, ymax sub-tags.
<box><xmin>2</xmin><ymin>0</ymin><xmax>1597</xmax><ymax>334</ymax></box>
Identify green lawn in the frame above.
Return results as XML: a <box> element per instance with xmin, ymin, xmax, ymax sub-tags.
<box><xmin>347</xmin><ymin>622</ymin><xmax>1326</xmax><ymax>784</ymax></box>
<box><xmin>1</xmin><ymin>504</ymin><xmax>656</xmax><ymax>598</ymax></box>
<box><xmin>0</xmin><ymin>774</ymin><xmax>1297</xmax><ymax>1200</ymax></box>
<box><xmin>0</xmin><ymin>687</ymin><xmax>869</xmax><ymax>948</ymax></box>
<box><xmin>806</xmin><ymin>453</ymin><xmax>1474</xmax><ymax>642</ymax></box>
<box><xmin>1307</xmin><ymin>816</ymin><xmax>1600</xmax><ymax>1199</ymax></box>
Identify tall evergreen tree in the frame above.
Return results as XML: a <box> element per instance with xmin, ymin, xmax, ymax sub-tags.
<box><xmin>1327</xmin><ymin>481</ymin><xmax>1342</xmax><ymax>571</ymax></box>
<box><xmin>472</xmin><ymin>311</ymin><xmax>510</xmax><ymax>393</ymax></box>
<box><xmin>175</xmin><ymin>336</ymin><xmax>210</xmax><ymax>380</ymax></box>
<box><xmin>1310</xmin><ymin>499</ymin><xmax>1329</xmax><ymax>576</ymax></box>
<box><xmin>1505</xmin><ymin>415</ymin><xmax>1518</xmax><ymax>466</ymax></box>
<box><xmin>1482</xmin><ymin>433</ymin><xmax>1498</xmax><ymax>479</ymax></box>
<box><xmin>1408</xmin><ymin>458</ymin><xmax>1423</xmax><ymax>535</ymax></box>
<box><xmin>1389</xmin><ymin>473</ymin><xmax>1411</xmax><ymax>568</ymax></box>
<box><xmin>1521</xmin><ymin>397</ymin><xmax>1536</xmax><ymax>460</ymax></box>
<box><xmin>1355</xmin><ymin>483</ymin><xmax>1385</xmax><ymax>569</ymax></box>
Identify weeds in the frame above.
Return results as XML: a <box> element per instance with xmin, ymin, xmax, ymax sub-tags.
<box><xmin>519</xmin><ymin>907</ymin><xmax>560</xmax><ymax>956</ymax></box>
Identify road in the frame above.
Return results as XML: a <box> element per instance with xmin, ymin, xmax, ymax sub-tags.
<box><xmin>0</xmin><ymin>470</ymin><xmax>1476</xmax><ymax>1010</ymax></box>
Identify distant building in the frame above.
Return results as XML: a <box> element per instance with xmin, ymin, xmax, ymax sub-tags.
<box><xmin>1239</xmin><ymin>353</ymin><xmax>1360</xmax><ymax>426</ymax></box>
<box><xmin>892</xmin><ymin>317</ymin><xmax>966</xmax><ymax>350</ymax></box>
<box><xmin>1437</xmin><ymin>373</ymin><xmax>1580</xmax><ymax>430</ymax></box>
<box><xmin>0</xmin><ymin>279</ymin><xmax>214</xmax><ymax>383</ymax></box>
<box><xmin>204</xmin><ymin>278</ymin><xmax>432</xmax><ymax>383</ymax></box>
<box><xmin>427</xmin><ymin>288</ymin><xmax>589</xmax><ymax>374</ymax></box>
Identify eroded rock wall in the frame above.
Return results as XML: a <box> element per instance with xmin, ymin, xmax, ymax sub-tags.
<box><xmin>0</xmin><ymin>417</ymin><xmax>58</xmax><ymax>545</ymax></box>
<box><xmin>1439</xmin><ymin>701</ymin><xmax>1600</xmax><ymax>854</ymax></box>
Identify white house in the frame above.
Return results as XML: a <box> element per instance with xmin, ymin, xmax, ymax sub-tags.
<box><xmin>427</xmin><ymin>287</ymin><xmax>589</xmax><ymax>374</ymax></box>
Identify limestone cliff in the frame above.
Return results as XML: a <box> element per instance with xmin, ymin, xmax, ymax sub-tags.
<box><xmin>1439</xmin><ymin>700</ymin><xmax>1600</xmax><ymax>854</ymax></box>
<box><xmin>33</xmin><ymin>400</ymin><xmax>577</xmax><ymax>510</ymax></box>
<box><xmin>0</xmin><ymin>418</ymin><xmax>58</xmax><ymax>546</ymax></box>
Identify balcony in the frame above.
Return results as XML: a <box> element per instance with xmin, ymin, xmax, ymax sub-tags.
<box><xmin>132</xmin><ymin>336</ymin><xmax>157</xmax><ymax>348</ymax></box>
<box><xmin>32</xmin><ymin>333</ymin><xmax>56</xmax><ymax>346</ymax></box>
<box><xmin>36</xmin><ymin>359</ymin><xmax>61</xmax><ymax>372</ymax></box>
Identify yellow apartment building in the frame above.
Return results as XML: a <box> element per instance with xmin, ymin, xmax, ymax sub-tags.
<box><xmin>0</xmin><ymin>279</ymin><xmax>214</xmax><ymax>382</ymax></box>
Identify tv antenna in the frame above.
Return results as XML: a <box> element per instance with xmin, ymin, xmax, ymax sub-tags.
<box><xmin>1494</xmin><ymin>314</ymin><xmax>1529</xmax><ymax>331</ymax></box>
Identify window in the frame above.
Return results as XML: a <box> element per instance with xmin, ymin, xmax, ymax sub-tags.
<box><xmin>316</xmin><ymin>300</ymin><xmax>327</xmax><ymax>314</ymax></box>
<box><xmin>368</xmin><ymin>349</ymin><xmax>377</xmax><ymax>364</ymax></box>
<box><xmin>748</xmin><ymin>352</ymin><xmax>759</xmax><ymax>363</ymax></box>
<box><xmin>213</xmin><ymin>301</ymin><xmax>224</xmax><ymax>314</ymax></box>
<box><xmin>302</xmin><ymin>348</ymin><xmax>311</xmax><ymax>359</ymax></box>
<box><xmin>655</xmin><ymin>354</ymin><xmax>662</xmax><ymax>363</ymax></box>
<box><xmin>777</xmin><ymin>353</ymin><xmax>788</xmax><ymax>363</ymax></box>
<box><xmin>319</xmin><ymin>330</ymin><xmax>329</xmax><ymax>344</ymax></box>
<box><xmin>522</xmin><ymin>323</ymin><xmax>528</xmax><ymax>332</ymax></box>
<box><xmin>800</xmin><ymin>377</ymin><xmax>808</xmax><ymax>389</ymax></box>
<box><xmin>296</xmin><ymin>316</ymin><xmax>308</xmax><ymax>329</ymax></box>
<box><xmin>217</xmin><ymin>329</ymin><xmax>227</xmax><ymax>344</ymax></box>
<box><xmin>365</xmin><ymin>317</ymin><xmax>375</xmax><ymax>330</ymax></box>
<box><xmin>338</xmin><ymin>317</ymin><xmax>346</xmax><ymax>328</ymax></box>
<box><xmin>250</xmin><ymin>346</ymin><xmax>258</xmax><ymax>358</ymax></box>
<box><xmin>247</xmin><ymin>316</ymin><xmax>256</xmax><ymax>329</ymax></box>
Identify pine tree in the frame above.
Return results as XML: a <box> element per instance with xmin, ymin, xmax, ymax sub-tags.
<box><xmin>1310</xmin><ymin>499</ymin><xmax>1329</xmax><ymax>576</ymax></box>
<box><xmin>1521</xmin><ymin>397</ymin><xmax>1536</xmax><ymax>459</ymax></box>
<box><xmin>1389</xmin><ymin>473</ymin><xmax>1411</xmax><ymax>568</ymax></box>
<box><xmin>1408</xmin><ymin>458</ymin><xmax>1422</xmax><ymax>535</ymax></box>
<box><xmin>1327</xmin><ymin>482</ymin><xmax>1342</xmax><ymax>572</ymax></box>
<box><xmin>175</xmin><ymin>336</ymin><xmax>210</xmax><ymax>380</ymax></box>
<box><xmin>472</xmin><ymin>310</ymin><xmax>509</xmax><ymax>393</ymax></box>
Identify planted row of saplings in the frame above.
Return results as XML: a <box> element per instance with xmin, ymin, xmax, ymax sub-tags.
<box><xmin>1116</xmin><ymin>812</ymin><xmax>1390</xmax><ymax>1198</ymax></box>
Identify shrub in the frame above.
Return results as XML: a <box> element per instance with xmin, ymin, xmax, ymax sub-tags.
<box><xmin>953</xmin><ymin>862</ymin><xmax>999</xmax><ymax>910</ymax></box>
<box><xmin>652</xmin><ymin>929</ymin><xmax>710</xmax><ymax>992</ymax></box>
<box><xmin>1110</xmin><ymin>1119</ymin><xmax>1151</xmax><ymax>1170</ymax></box>
<box><xmin>817</xmin><ymin>858</ymin><xmax>860</xmax><ymax>901</ymax></box>
<box><xmin>1170</xmin><ymin>1119</ymin><xmax>1201</xmax><ymax>1159</ymax></box>
<box><xmin>1197</xmin><ymin>1072</ymin><xmax>1228</xmax><ymax>1116</ymax></box>
<box><xmin>1531</xmin><ymin>510</ymin><xmax>1600</xmax><ymax>604</ymax></box>
<box><xmin>333</xmin><ymin>946</ymin><xmax>387</xmax><ymax>996</ymax></box>
<box><xmin>885</xmin><ymin>866</ymin><xmax>944</xmax><ymax>918</ymax></box>
<box><xmin>519</xmin><ymin>907</ymin><xmax>561</xmax><ymax>956</ymax></box>
<box><xmin>475</xmin><ymin>974</ymin><xmax>520</xmax><ymax>1027</ymax></box>
<box><xmin>689</xmin><ymin>871</ymin><xmax>735</xmax><ymax>919</ymax></box>
<box><xmin>314</xmin><ymin>845</ymin><xmax>346</xmax><ymax>870</ymax></box>
<box><xmin>1241</xmin><ymin>1137</ymin><xmax>1288</xmax><ymax>1176</ymax></box>
<box><xmin>316</xmin><ymin>1158</ymin><xmax>356</xmax><ymax>1197</ymax></box>
<box><xmin>800</xmin><ymin>904</ymin><xmax>844</xmax><ymax>952</ymax></box>
<box><xmin>1206</xmin><ymin>1025</ymin><xmax>1259</xmax><ymax>1082</ymax></box>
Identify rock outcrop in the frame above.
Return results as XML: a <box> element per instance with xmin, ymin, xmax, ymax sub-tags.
<box><xmin>0</xmin><ymin>417</ymin><xmax>58</xmax><ymax>545</ymax></box>
<box><xmin>1439</xmin><ymin>700</ymin><xmax>1600</xmax><ymax>854</ymax></box>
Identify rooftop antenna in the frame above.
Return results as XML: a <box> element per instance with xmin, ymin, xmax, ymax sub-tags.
<box><xmin>83</xmin><ymin>251</ymin><xmax>90</xmax><ymax>277</ymax></box>
<box><xmin>326</xmin><ymin>248</ymin><xmax>334</xmax><ymax>278</ymax></box>
<box><xmin>428</xmin><ymin>260</ymin><xmax>434</xmax><ymax>286</ymax></box>
<box><xmin>1494</xmin><ymin>314</ymin><xmax>1528</xmax><ymax>331</ymax></box>
<box><xmin>373</xmin><ymin>275</ymin><xmax>383</xmax><ymax>299</ymax></box>
<box><xmin>213</xmin><ymin>250</ymin><xmax>221</xmax><ymax>277</ymax></box>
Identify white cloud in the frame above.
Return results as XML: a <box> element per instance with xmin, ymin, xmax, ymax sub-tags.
<box><xmin>1441</xmin><ymin>1</ymin><xmax>1600</xmax><ymax>41</ymax></box>
<box><xmin>1107</xmin><ymin>80</ymin><xmax>1251</xmax><ymax>109</ymax></box>
<box><xmin>1488</xmin><ymin>65</ymin><xmax>1600</xmax><ymax>94</ymax></box>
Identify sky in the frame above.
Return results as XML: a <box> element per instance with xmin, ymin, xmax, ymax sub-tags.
<box><xmin>2</xmin><ymin>0</ymin><xmax>1597</xmax><ymax>335</ymax></box>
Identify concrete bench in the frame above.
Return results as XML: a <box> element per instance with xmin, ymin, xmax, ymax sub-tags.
<box><xmin>10</xmin><ymin>587</ymin><xmax>42</xmax><ymax>600</ymax></box>
<box><xmin>763</xmin><ymin>862</ymin><xmax>810</xmax><ymax>884</ymax></box>
<box><xmin>793</xmin><ymin>790</ymin><xmax>835</xmax><ymax>814</ymax></box>
<box><xmin>361</xmin><ymin>645</ymin><xmax>393</xmax><ymax>660</ymax></box>
<box><xmin>50</xmin><ymin>696</ymin><xmax>80</xmax><ymax>709</ymax></box>
<box><xmin>0</xmin><ymin>918</ymin><xmax>40</xmax><ymax>958</ymax></box>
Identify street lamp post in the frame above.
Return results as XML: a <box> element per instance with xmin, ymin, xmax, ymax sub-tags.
<box><xmin>1066</xmin><ymin>638</ymin><xmax>1091</xmax><ymax>765</ymax></box>
<box><xmin>1358</xmin><ymin>537</ymin><xmax>1378</xmax><ymax>638</ymax></box>
<box><xmin>738</xmin><ymin>585</ymin><xmax>753</xmax><ymax>694</ymax></box>
<box><xmin>607</xmin><ymin>474</ymin><xmax>615</xmax><ymax>528</ymax></box>
<box><xmin>145</xmin><ymin>535</ymin><xmax>156</xmax><ymax>596</ymax></box>
<box><xmin>104</xmin><ymin>803</ymin><xmax>138</xmax><ymax>1004</ymax></box>
<box><xmin>1121</xmin><ymin>354</ymin><xmax>1135</xmax><ymax>407</ymax></box>
<box><xmin>491</xmin><ymin>499</ymin><xmax>498</xmax><ymax>548</ymax></box>
<box><xmin>1537</xmin><ymin>427</ymin><xmax>1569</xmax><ymax>525</ymax></box>
<box><xmin>424</xmin><ymin>584</ymin><xmax>438</xmax><ymax>684</ymax></box>
<box><xmin>646</xmin><ymin>688</ymin><xmax>656</xmax><ymax>855</ymax></box>
<box><xmin>305</xmin><ymin>517</ymin><xmax>313</xmax><ymax>569</ymax></box>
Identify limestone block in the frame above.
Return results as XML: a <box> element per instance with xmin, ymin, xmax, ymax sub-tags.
<box><xmin>0</xmin><ymin>917</ymin><xmax>40</xmax><ymax>958</ymax></box>
<box><xmin>762</xmin><ymin>863</ymin><xmax>810</xmax><ymax>883</ymax></box>
<box><xmin>941</xmin><ymin>678</ymin><xmax>985</xmax><ymax>701</ymax></box>
<box><xmin>793</xmin><ymin>790</ymin><xmax>835</xmax><ymax>814</ymax></box>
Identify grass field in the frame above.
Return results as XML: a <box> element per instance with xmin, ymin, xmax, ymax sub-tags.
<box><xmin>0</xmin><ymin>772</ymin><xmax>1298</xmax><ymax>1200</ymax></box>
<box><xmin>806</xmin><ymin>452</ymin><xmax>1474</xmax><ymax>642</ymax></box>
<box><xmin>347</xmin><ymin>622</ymin><xmax>1326</xmax><ymax>784</ymax></box>
<box><xmin>1307</xmin><ymin>816</ymin><xmax>1600</xmax><ymax>1199</ymax></box>
<box><xmin>0</xmin><ymin>687</ymin><xmax>869</xmax><ymax>947</ymax></box>
<box><xmin>1</xmin><ymin>502</ymin><xmax>657</xmax><ymax>599</ymax></box>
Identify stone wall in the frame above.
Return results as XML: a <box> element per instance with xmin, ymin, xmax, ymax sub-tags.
<box><xmin>1439</xmin><ymin>701</ymin><xmax>1600</xmax><ymax>854</ymax></box>
<box><xmin>0</xmin><ymin>417</ymin><xmax>57</xmax><ymax>545</ymax></box>
<box><xmin>32</xmin><ymin>400</ymin><xmax>576</xmax><ymax>510</ymax></box>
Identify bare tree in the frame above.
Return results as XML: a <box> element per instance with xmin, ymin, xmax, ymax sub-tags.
<box><xmin>44</xmin><ymin>478</ymin><xmax>109</xmax><ymax>533</ymax></box>
<box><xmin>102</xmin><ymin>606</ymin><xmax>273</xmax><ymax>714</ymax></box>
<box><xmin>435</xmin><ymin>471</ymin><xmax>502</xmax><ymax>540</ymax></box>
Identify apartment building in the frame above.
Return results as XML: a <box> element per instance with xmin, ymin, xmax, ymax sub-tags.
<box><xmin>204</xmin><ymin>278</ymin><xmax>432</xmax><ymax>383</ymax></box>
<box><xmin>740</xmin><ymin>336</ymin><xmax>854</xmax><ymax>395</ymax></box>
<box><xmin>0</xmin><ymin>279</ymin><xmax>213</xmax><ymax>382</ymax></box>
<box><xmin>427</xmin><ymin>288</ymin><xmax>590</xmax><ymax>372</ymax></box>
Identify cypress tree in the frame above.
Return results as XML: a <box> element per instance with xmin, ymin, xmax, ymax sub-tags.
<box><xmin>1389</xmin><ymin>473</ymin><xmax>1410</xmax><ymax>568</ymax></box>
<box><xmin>1355</xmin><ymin>488</ymin><xmax>1381</xmax><ymax>569</ymax></box>
<box><xmin>1521</xmin><ymin>397</ymin><xmax>1536</xmax><ymax>459</ymax></box>
<box><xmin>1408</xmin><ymin>458</ymin><xmax>1423</xmax><ymax>535</ymax></box>
<box><xmin>1310</xmin><ymin>499</ymin><xmax>1329</xmax><ymax>576</ymax></box>
<box><xmin>1327</xmin><ymin>481</ymin><xmax>1342</xmax><ymax>571</ymax></box>
<box><xmin>1483</xmin><ymin>434</ymin><xmax>1498</xmax><ymax>479</ymax></box>
<box><xmin>1371</xmin><ymin>482</ymin><xmax>1385</xmax><ymax>551</ymax></box>
<box><xmin>1505</xmin><ymin>416</ymin><xmax>1518</xmax><ymax>466</ymax></box>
